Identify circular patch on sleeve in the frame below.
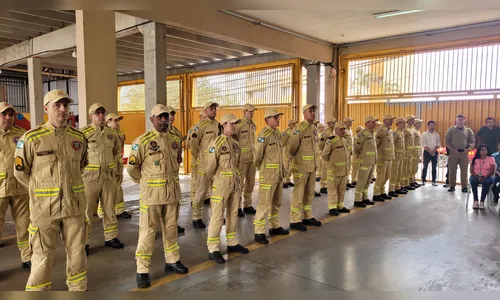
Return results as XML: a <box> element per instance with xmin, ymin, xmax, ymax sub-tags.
<box><xmin>72</xmin><ymin>140</ymin><xmax>82</xmax><ymax>151</ymax></box>
<box><xmin>150</xmin><ymin>141</ymin><xmax>157</xmax><ymax>148</ymax></box>
<box><xmin>258</xmin><ymin>137</ymin><xmax>265</xmax><ymax>143</ymax></box>
<box><xmin>108</xmin><ymin>134</ymin><xmax>113</xmax><ymax>140</ymax></box>
<box><xmin>132</xmin><ymin>144</ymin><xmax>139</xmax><ymax>151</ymax></box>
<box><xmin>171</xmin><ymin>142</ymin><xmax>178</xmax><ymax>149</ymax></box>
<box><xmin>192</xmin><ymin>133</ymin><xmax>198</xmax><ymax>138</ymax></box>
<box><xmin>209</xmin><ymin>147</ymin><xmax>215</xmax><ymax>153</ymax></box>
<box><xmin>222</xmin><ymin>146</ymin><xmax>227</xmax><ymax>151</ymax></box>
<box><xmin>294</xmin><ymin>130</ymin><xmax>300</xmax><ymax>135</ymax></box>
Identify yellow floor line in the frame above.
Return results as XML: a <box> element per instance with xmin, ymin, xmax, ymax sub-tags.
<box><xmin>129</xmin><ymin>193</ymin><xmax>401</xmax><ymax>291</ymax></box>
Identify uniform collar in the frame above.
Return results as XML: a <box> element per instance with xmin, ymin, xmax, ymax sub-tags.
<box><xmin>151</xmin><ymin>128</ymin><xmax>167</xmax><ymax>136</ymax></box>
<box><xmin>244</xmin><ymin>117</ymin><xmax>253</xmax><ymax>124</ymax></box>
<box><xmin>0</xmin><ymin>127</ymin><xmax>12</xmax><ymax>134</ymax></box>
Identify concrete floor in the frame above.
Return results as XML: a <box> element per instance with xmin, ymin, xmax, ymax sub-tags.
<box><xmin>1</xmin><ymin>173</ymin><xmax>500</xmax><ymax>291</ymax></box>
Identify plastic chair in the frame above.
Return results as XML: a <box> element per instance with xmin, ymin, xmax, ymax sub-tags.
<box><xmin>466</xmin><ymin>180</ymin><xmax>495</xmax><ymax>209</ymax></box>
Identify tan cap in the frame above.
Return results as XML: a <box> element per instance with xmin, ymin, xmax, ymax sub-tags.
<box><xmin>243</xmin><ymin>103</ymin><xmax>257</xmax><ymax>112</ymax></box>
<box><xmin>383</xmin><ymin>114</ymin><xmax>396</xmax><ymax>120</ymax></box>
<box><xmin>166</xmin><ymin>106</ymin><xmax>176</xmax><ymax>113</ymax></box>
<box><xmin>264</xmin><ymin>109</ymin><xmax>283</xmax><ymax>119</ymax></box>
<box><xmin>355</xmin><ymin>126</ymin><xmax>364</xmax><ymax>133</ymax></box>
<box><xmin>405</xmin><ymin>114</ymin><xmax>416</xmax><ymax>121</ymax></box>
<box><xmin>88</xmin><ymin>103</ymin><xmax>106</xmax><ymax>115</ymax></box>
<box><xmin>334</xmin><ymin>121</ymin><xmax>346</xmax><ymax>129</ymax></box>
<box><xmin>105</xmin><ymin>113</ymin><xmax>123</xmax><ymax>121</ymax></box>
<box><xmin>43</xmin><ymin>89</ymin><xmax>74</xmax><ymax>106</ymax></box>
<box><xmin>375</xmin><ymin>120</ymin><xmax>382</xmax><ymax>125</ymax></box>
<box><xmin>0</xmin><ymin>102</ymin><xmax>16</xmax><ymax>113</ymax></box>
<box><xmin>317</xmin><ymin>123</ymin><xmax>326</xmax><ymax>128</ymax></box>
<box><xmin>288</xmin><ymin>119</ymin><xmax>297</xmax><ymax>126</ymax></box>
<box><xmin>344</xmin><ymin>117</ymin><xmax>354</xmax><ymax>122</ymax></box>
<box><xmin>395</xmin><ymin>117</ymin><xmax>405</xmax><ymax>124</ymax></box>
<box><xmin>364</xmin><ymin>115</ymin><xmax>378</xmax><ymax>123</ymax></box>
<box><xmin>150</xmin><ymin>104</ymin><xmax>171</xmax><ymax>117</ymax></box>
<box><xmin>204</xmin><ymin>102</ymin><xmax>219</xmax><ymax>109</ymax></box>
<box><xmin>220</xmin><ymin>113</ymin><xmax>238</xmax><ymax>124</ymax></box>
<box><xmin>303</xmin><ymin>104</ymin><xmax>317</xmax><ymax>112</ymax></box>
<box><xmin>415</xmin><ymin>118</ymin><xmax>424</xmax><ymax>124</ymax></box>
<box><xmin>326</xmin><ymin>117</ymin><xmax>337</xmax><ymax>124</ymax></box>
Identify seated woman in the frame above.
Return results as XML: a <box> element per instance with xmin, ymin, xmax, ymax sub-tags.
<box><xmin>470</xmin><ymin>144</ymin><xmax>497</xmax><ymax>210</ymax></box>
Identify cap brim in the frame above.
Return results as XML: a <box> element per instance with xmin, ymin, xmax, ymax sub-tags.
<box><xmin>107</xmin><ymin>116</ymin><xmax>124</xmax><ymax>121</ymax></box>
<box><xmin>152</xmin><ymin>110</ymin><xmax>170</xmax><ymax>117</ymax></box>
<box><xmin>45</xmin><ymin>95</ymin><xmax>74</xmax><ymax>106</ymax></box>
<box><xmin>266</xmin><ymin>112</ymin><xmax>284</xmax><ymax>118</ymax></box>
<box><xmin>0</xmin><ymin>107</ymin><xmax>17</xmax><ymax>113</ymax></box>
<box><xmin>224</xmin><ymin>118</ymin><xmax>238</xmax><ymax>124</ymax></box>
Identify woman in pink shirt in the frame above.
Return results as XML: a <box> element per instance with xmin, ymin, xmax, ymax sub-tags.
<box><xmin>469</xmin><ymin>144</ymin><xmax>497</xmax><ymax>209</ymax></box>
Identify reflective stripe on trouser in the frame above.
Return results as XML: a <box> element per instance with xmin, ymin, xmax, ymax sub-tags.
<box><xmin>207</xmin><ymin>181</ymin><xmax>239</xmax><ymax>253</ymax></box>
<box><xmin>401</xmin><ymin>157</ymin><xmax>412</xmax><ymax>187</ymax></box>
<box><xmin>97</xmin><ymin>173</ymin><xmax>125</xmax><ymax>218</ymax></box>
<box><xmin>84</xmin><ymin>178</ymin><xmax>119</xmax><ymax>243</ymax></box>
<box><xmin>26</xmin><ymin>215</ymin><xmax>87</xmax><ymax>291</ymax></box>
<box><xmin>254</xmin><ymin>182</ymin><xmax>283</xmax><ymax>234</ymax></box>
<box><xmin>320</xmin><ymin>160</ymin><xmax>328</xmax><ymax>188</ymax></box>
<box><xmin>389</xmin><ymin>159</ymin><xmax>403</xmax><ymax>192</ymax></box>
<box><xmin>0</xmin><ymin>195</ymin><xmax>31</xmax><ymax>263</ymax></box>
<box><xmin>238</xmin><ymin>162</ymin><xmax>256</xmax><ymax>208</ymax></box>
<box><xmin>448</xmin><ymin>151</ymin><xmax>469</xmax><ymax>188</ymax></box>
<box><xmin>192</xmin><ymin>171</ymin><xmax>212</xmax><ymax>220</ymax></box>
<box><xmin>136</xmin><ymin>203</ymin><xmax>180</xmax><ymax>273</ymax></box>
<box><xmin>373</xmin><ymin>160</ymin><xmax>392</xmax><ymax>196</ymax></box>
<box><xmin>283</xmin><ymin>154</ymin><xmax>292</xmax><ymax>183</ymax></box>
<box><xmin>290</xmin><ymin>171</ymin><xmax>316</xmax><ymax>223</ymax></box>
<box><xmin>354</xmin><ymin>164</ymin><xmax>374</xmax><ymax>201</ymax></box>
<box><xmin>410</xmin><ymin>156</ymin><xmax>420</xmax><ymax>183</ymax></box>
<box><xmin>327</xmin><ymin>176</ymin><xmax>347</xmax><ymax>210</ymax></box>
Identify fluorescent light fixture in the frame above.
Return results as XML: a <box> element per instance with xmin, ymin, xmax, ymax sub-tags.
<box><xmin>347</xmin><ymin>100</ymin><xmax>387</xmax><ymax>104</ymax></box>
<box><xmin>389</xmin><ymin>97</ymin><xmax>436</xmax><ymax>103</ymax></box>
<box><xmin>374</xmin><ymin>10</ymin><xmax>424</xmax><ymax>19</ymax></box>
<box><xmin>439</xmin><ymin>94</ymin><xmax>494</xmax><ymax>101</ymax></box>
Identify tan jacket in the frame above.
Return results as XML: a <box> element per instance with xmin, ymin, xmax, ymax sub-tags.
<box><xmin>206</xmin><ymin>135</ymin><xmax>241</xmax><ymax>190</ymax></box>
<box><xmin>354</xmin><ymin>128</ymin><xmax>377</xmax><ymax>165</ymax></box>
<box><xmin>393</xmin><ymin>128</ymin><xmax>405</xmax><ymax>160</ymax></box>
<box><xmin>345</xmin><ymin>127</ymin><xmax>354</xmax><ymax>153</ymax></box>
<box><xmin>318</xmin><ymin>127</ymin><xmax>334</xmax><ymax>152</ymax></box>
<box><xmin>403</xmin><ymin>125</ymin><xmax>415</xmax><ymax>158</ymax></box>
<box><xmin>0</xmin><ymin>126</ymin><xmax>28</xmax><ymax>197</ymax></box>
<box><xmin>254</xmin><ymin>126</ymin><xmax>283</xmax><ymax>183</ymax></box>
<box><xmin>80</xmin><ymin>124</ymin><xmax>121</xmax><ymax>182</ymax></box>
<box><xmin>288</xmin><ymin>120</ymin><xmax>318</xmax><ymax>173</ymax></box>
<box><xmin>445</xmin><ymin>126</ymin><xmax>475</xmax><ymax>152</ymax></box>
<box><xmin>322</xmin><ymin>135</ymin><xmax>350</xmax><ymax>177</ymax></box>
<box><xmin>14</xmin><ymin>123</ymin><xmax>88</xmax><ymax>222</ymax></box>
<box><xmin>233</xmin><ymin>117</ymin><xmax>256</xmax><ymax>163</ymax></box>
<box><xmin>116</xmin><ymin>129</ymin><xmax>126</xmax><ymax>173</ymax></box>
<box><xmin>413</xmin><ymin>129</ymin><xmax>422</xmax><ymax>157</ymax></box>
<box><xmin>375</xmin><ymin>124</ymin><xmax>395</xmax><ymax>161</ymax></box>
<box><xmin>188</xmin><ymin>118</ymin><xmax>220</xmax><ymax>171</ymax></box>
<box><xmin>126</xmin><ymin>129</ymin><xmax>180</xmax><ymax>205</ymax></box>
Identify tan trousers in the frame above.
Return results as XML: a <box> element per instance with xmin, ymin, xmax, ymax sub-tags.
<box><xmin>320</xmin><ymin>160</ymin><xmax>327</xmax><ymax>188</ymax></box>
<box><xmin>254</xmin><ymin>182</ymin><xmax>283</xmax><ymax>234</ymax></box>
<box><xmin>0</xmin><ymin>194</ymin><xmax>31</xmax><ymax>262</ymax></box>
<box><xmin>449</xmin><ymin>151</ymin><xmax>469</xmax><ymax>188</ymax></box>
<box><xmin>410</xmin><ymin>156</ymin><xmax>420</xmax><ymax>183</ymax></box>
<box><xmin>327</xmin><ymin>175</ymin><xmax>347</xmax><ymax>210</ymax></box>
<box><xmin>192</xmin><ymin>169</ymin><xmax>212</xmax><ymax>220</ymax></box>
<box><xmin>97</xmin><ymin>173</ymin><xmax>125</xmax><ymax>218</ymax></box>
<box><xmin>283</xmin><ymin>154</ymin><xmax>292</xmax><ymax>184</ymax></box>
<box><xmin>136</xmin><ymin>203</ymin><xmax>180</xmax><ymax>273</ymax></box>
<box><xmin>351</xmin><ymin>157</ymin><xmax>360</xmax><ymax>183</ymax></box>
<box><xmin>238</xmin><ymin>162</ymin><xmax>256</xmax><ymax>208</ymax></box>
<box><xmin>290</xmin><ymin>171</ymin><xmax>316</xmax><ymax>223</ymax></box>
<box><xmin>207</xmin><ymin>181</ymin><xmax>239</xmax><ymax>253</ymax></box>
<box><xmin>389</xmin><ymin>159</ymin><xmax>403</xmax><ymax>192</ymax></box>
<box><xmin>401</xmin><ymin>156</ymin><xmax>412</xmax><ymax>187</ymax></box>
<box><xmin>373</xmin><ymin>160</ymin><xmax>392</xmax><ymax>196</ymax></box>
<box><xmin>26</xmin><ymin>215</ymin><xmax>87</xmax><ymax>291</ymax></box>
<box><xmin>346</xmin><ymin>153</ymin><xmax>353</xmax><ymax>184</ymax></box>
<box><xmin>354</xmin><ymin>164</ymin><xmax>374</xmax><ymax>201</ymax></box>
<box><xmin>84</xmin><ymin>178</ymin><xmax>119</xmax><ymax>243</ymax></box>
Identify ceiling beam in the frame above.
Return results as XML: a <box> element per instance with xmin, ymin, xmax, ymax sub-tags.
<box><xmin>10</xmin><ymin>10</ymin><xmax>76</xmax><ymax>24</ymax></box>
<box><xmin>0</xmin><ymin>24</ymin><xmax>45</xmax><ymax>39</ymax></box>
<box><xmin>0</xmin><ymin>19</ymin><xmax>53</xmax><ymax>34</ymax></box>
<box><xmin>121</xmin><ymin>10</ymin><xmax>333</xmax><ymax>62</ymax></box>
<box><xmin>0</xmin><ymin>10</ymin><xmax>66</xmax><ymax>29</ymax></box>
<box><xmin>165</xmin><ymin>36</ymin><xmax>243</xmax><ymax>58</ymax></box>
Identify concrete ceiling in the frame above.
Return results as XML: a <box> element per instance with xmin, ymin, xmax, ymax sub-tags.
<box><xmin>234</xmin><ymin>10</ymin><xmax>500</xmax><ymax>44</ymax></box>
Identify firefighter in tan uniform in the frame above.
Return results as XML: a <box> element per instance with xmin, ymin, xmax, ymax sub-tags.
<box><xmin>127</xmin><ymin>104</ymin><xmax>189</xmax><ymax>289</ymax></box>
<box><xmin>350</xmin><ymin>126</ymin><xmax>364</xmax><ymax>187</ymax></box>
<box><xmin>190</xmin><ymin>102</ymin><xmax>220</xmax><ymax>228</ymax></box>
<box><xmin>322</xmin><ymin>121</ymin><xmax>351</xmax><ymax>216</ymax></box>
<box><xmin>96</xmin><ymin>113</ymin><xmax>131</xmax><ymax>219</ymax></box>
<box><xmin>373</xmin><ymin>114</ymin><xmax>396</xmax><ymax>202</ymax></box>
<box><xmin>206</xmin><ymin>113</ymin><xmax>249</xmax><ymax>264</ymax></box>
<box><xmin>318</xmin><ymin>117</ymin><xmax>336</xmax><ymax>194</ymax></box>
<box><xmin>81</xmin><ymin>103</ymin><xmax>124</xmax><ymax>255</ymax></box>
<box><xmin>402</xmin><ymin>115</ymin><xmax>416</xmax><ymax>191</ymax></box>
<box><xmin>15</xmin><ymin>90</ymin><xmax>88</xmax><ymax>291</ymax></box>
<box><xmin>188</xmin><ymin>111</ymin><xmax>207</xmax><ymax>203</ymax></box>
<box><xmin>288</xmin><ymin>104</ymin><xmax>322</xmax><ymax>232</ymax></box>
<box><xmin>371</xmin><ymin>120</ymin><xmax>383</xmax><ymax>183</ymax></box>
<box><xmin>253</xmin><ymin>109</ymin><xmax>290</xmax><ymax>245</ymax></box>
<box><xmin>410</xmin><ymin>119</ymin><xmax>423</xmax><ymax>188</ymax></box>
<box><xmin>389</xmin><ymin>117</ymin><xmax>408</xmax><ymax>197</ymax></box>
<box><xmin>282</xmin><ymin>119</ymin><xmax>297</xmax><ymax>188</ymax></box>
<box><xmin>353</xmin><ymin>116</ymin><xmax>378</xmax><ymax>208</ymax></box>
<box><xmin>315</xmin><ymin>122</ymin><xmax>326</xmax><ymax>181</ymax></box>
<box><xmin>344</xmin><ymin>117</ymin><xmax>355</xmax><ymax>188</ymax></box>
<box><xmin>0</xmin><ymin>102</ymin><xmax>31</xmax><ymax>268</ymax></box>
<box><xmin>233</xmin><ymin>103</ymin><xmax>257</xmax><ymax>217</ymax></box>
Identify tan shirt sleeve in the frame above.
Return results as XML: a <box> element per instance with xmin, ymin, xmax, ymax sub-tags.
<box><xmin>354</xmin><ymin>131</ymin><xmax>367</xmax><ymax>155</ymax></box>
<box><xmin>205</xmin><ymin>141</ymin><xmax>219</xmax><ymax>178</ymax></box>
<box><xmin>189</xmin><ymin>127</ymin><xmax>202</xmax><ymax>159</ymax></box>
<box><xmin>126</xmin><ymin>139</ymin><xmax>145</xmax><ymax>183</ymax></box>
<box><xmin>13</xmin><ymin>135</ymin><xmax>33</xmax><ymax>189</ymax></box>
<box><xmin>253</xmin><ymin>134</ymin><xmax>266</xmax><ymax>169</ymax></box>
<box><xmin>288</xmin><ymin>126</ymin><xmax>300</xmax><ymax>157</ymax></box>
<box><xmin>321</xmin><ymin>139</ymin><xmax>333</xmax><ymax>162</ymax></box>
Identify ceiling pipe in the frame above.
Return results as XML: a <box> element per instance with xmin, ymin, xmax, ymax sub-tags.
<box><xmin>1</xmin><ymin>67</ymin><xmax>77</xmax><ymax>78</ymax></box>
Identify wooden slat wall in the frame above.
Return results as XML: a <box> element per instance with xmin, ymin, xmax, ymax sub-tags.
<box><xmin>347</xmin><ymin>103</ymin><xmax>417</xmax><ymax>129</ymax></box>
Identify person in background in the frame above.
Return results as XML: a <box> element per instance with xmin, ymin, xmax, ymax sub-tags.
<box><xmin>350</xmin><ymin>126</ymin><xmax>364</xmax><ymax>187</ymax></box>
<box><xmin>282</xmin><ymin>119</ymin><xmax>297</xmax><ymax>188</ymax></box>
<box><xmin>469</xmin><ymin>144</ymin><xmax>496</xmax><ymax>210</ymax></box>
<box><xmin>490</xmin><ymin>143</ymin><xmax>500</xmax><ymax>203</ymax></box>
<box><xmin>421</xmin><ymin>120</ymin><xmax>441</xmax><ymax>186</ymax></box>
<box><xmin>476</xmin><ymin>117</ymin><xmax>500</xmax><ymax>155</ymax></box>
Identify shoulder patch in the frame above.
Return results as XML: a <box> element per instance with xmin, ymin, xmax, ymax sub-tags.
<box><xmin>258</xmin><ymin>137</ymin><xmax>265</xmax><ymax>143</ymax></box>
<box><xmin>128</xmin><ymin>155</ymin><xmax>137</xmax><ymax>165</ymax></box>
<box><xmin>209</xmin><ymin>147</ymin><xmax>215</xmax><ymax>153</ymax></box>
<box><xmin>294</xmin><ymin>130</ymin><xmax>300</xmax><ymax>135</ymax></box>
<box><xmin>15</xmin><ymin>156</ymin><xmax>24</xmax><ymax>171</ymax></box>
<box><xmin>132</xmin><ymin>144</ymin><xmax>139</xmax><ymax>151</ymax></box>
<box><xmin>16</xmin><ymin>140</ymin><xmax>24</xmax><ymax>149</ymax></box>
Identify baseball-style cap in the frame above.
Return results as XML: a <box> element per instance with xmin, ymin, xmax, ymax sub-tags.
<box><xmin>405</xmin><ymin>114</ymin><xmax>416</xmax><ymax>121</ymax></box>
<box><xmin>355</xmin><ymin>126</ymin><xmax>364</xmax><ymax>133</ymax></box>
<box><xmin>204</xmin><ymin>102</ymin><xmax>219</xmax><ymax>109</ymax></box>
<box><xmin>288</xmin><ymin>119</ymin><xmax>297</xmax><ymax>126</ymax></box>
<box><xmin>334</xmin><ymin>121</ymin><xmax>346</xmax><ymax>129</ymax></box>
<box><xmin>43</xmin><ymin>89</ymin><xmax>74</xmax><ymax>106</ymax></box>
<box><xmin>344</xmin><ymin>117</ymin><xmax>354</xmax><ymax>122</ymax></box>
<box><xmin>415</xmin><ymin>118</ymin><xmax>424</xmax><ymax>124</ymax></box>
<box><xmin>243</xmin><ymin>103</ymin><xmax>257</xmax><ymax>112</ymax></box>
<box><xmin>303</xmin><ymin>104</ymin><xmax>317</xmax><ymax>112</ymax></box>
<box><xmin>88</xmin><ymin>103</ymin><xmax>106</xmax><ymax>115</ymax></box>
<box><xmin>105</xmin><ymin>113</ymin><xmax>123</xmax><ymax>122</ymax></box>
<box><xmin>220</xmin><ymin>113</ymin><xmax>238</xmax><ymax>124</ymax></box>
<box><xmin>150</xmin><ymin>104</ymin><xmax>171</xmax><ymax>117</ymax></box>
<box><xmin>456</xmin><ymin>114</ymin><xmax>466</xmax><ymax>119</ymax></box>
<box><xmin>326</xmin><ymin>117</ymin><xmax>337</xmax><ymax>124</ymax></box>
<box><xmin>318</xmin><ymin>123</ymin><xmax>326</xmax><ymax>128</ymax></box>
<box><xmin>0</xmin><ymin>102</ymin><xmax>16</xmax><ymax>113</ymax></box>
<box><xmin>166</xmin><ymin>106</ymin><xmax>176</xmax><ymax>113</ymax></box>
<box><xmin>375</xmin><ymin>120</ymin><xmax>382</xmax><ymax>125</ymax></box>
<box><xmin>383</xmin><ymin>114</ymin><xmax>396</xmax><ymax>120</ymax></box>
<box><xmin>364</xmin><ymin>115</ymin><xmax>378</xmax><ymax>123</ymax></box>
<box><xmin>264</xmin><ymin>109</ymin><xmax>283</xmax><ymax>119</ymax></box>
<box><xmin>395</xmin><ymin>117</ymin><xmax>405</xmax><ymax>124</ymax></box>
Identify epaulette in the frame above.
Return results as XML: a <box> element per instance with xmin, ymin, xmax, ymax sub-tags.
<box><xmin>66</xmin><ymin>126</ymin><xmax>85</xmax><ymax>141</ymax></box>
<box><xmin>168</xmin><ymin>132</ymin><xmax>181</xmax><ymax>143</ymax></box>
<box><xmin>237</xmin><ymin>120</ymin><xmax>246</xmax><ymax>127</ymax></box>
<box><xmin>263</xmin><ymin>128</ymin><xmax>272</xmax><ymax>137</ymax></box>
<box><xmin>199</xmin><ymin>119</ymin><xmax>210</xmax><ymax>128</ymax></box>
<box><xmin>140</xmin><ymin>131</ymin><xmax>157</xmax><ymax>146</ymax></box>
<box><xmin>25</xmin><ymin>126</ymin><xmax>52</xmax><ymax>142</ymax></box>
<box><xmin>107</xmin><ymin>127</ymin><xmax>120</xmax><ymax>135</ymax></box>
<box><xmin>214</xmin><ymin>135</ymin><xmax>227</xmax><ymax>148</ymax></box>
<box><xmin>81</xmin><ymin>125</ymin><xmax>96</xmax><ymax>136</ymax></box>
<box><xmin>11</xmin><ymin>125</ymin><xmax>26</xmax><ymax>134</ymax></box>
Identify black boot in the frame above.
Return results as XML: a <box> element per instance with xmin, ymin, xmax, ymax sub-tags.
<box><xmin>362</xmin><ymin>199</ymin><xmax>375</xmax><ymax>205</ymax></box>
<box><xmin>192</xmin><ymin>219</ymin><xmax>206</xmax><ymax>228</ymax></box>
<box><xmin>388</xmin><ymin>191</ymin><xmax>398</xmax><ymax>198</ymax></box>
<box><xmin>237</xmin><ymin>209</ymin><xmax>245</xmax><ymax>217</ymax></box>
<box><xmin>337</xmin><ymin>207</ymin><xmax>351</xmax><ymax>213</ymax></box>
<box><xmin>177</xmin><ymin>225</ymin><xmax>185</xmax><ymax>233</ymax></box>
<box><xmin>328</xmin><ymin>209</ymin><xmax>339</xmax><ymax>216</ymax></box>
<box><xmin>137</xmin><ymin>273</ymin><xmax>151</xmax><ymax>288</ymax></box>
<box><xmin>117</xmin><ymin>211</ymin><xmax>132</xmax><ymax>219</ymax></box>
<box><xmin>104</xmin><ymin>238</ymin><xmax>124</xmax><ymax>249</ymax></box>
<box><xmin>209</xmin><ymin>251</ymin><xmax>225</xmax><ymax>264</ymax></box>
<box><xmin>269</xmin><ymin>227</ymin><xmax>289</xmax><ymax>235</ymax></box>
<box><xmin>243</xmin><ymin>206</ymin><xmax>256</xmax><ymax>214</ymax></box>
<box><xmin>314</xmin><ymin>191</ymin><xmax>321</xmax><ymax>197</ymax></box>
<box><xmin>85</xmin><ymin>244</ymin><xmax>90</xmax><ymax>256</ymax></box>
<box><xmin>405</xmin><ymin>186</ymin><xmax>415</xmax><ymax>190</ymax></box>
<box><xmin>255</xmin><ymin>234</ymin><xmax>269</xmax><ymax>244</ymax></box>
<box><xmin>320</xmin><ymin>187</ymin><xmax>328</xmax><ymax>194</ymax></box>
<box><xmin>283</xmin><ymin>183</ymin><xmax>289</xmax><ymax>188</ymax></box>
<box><xmin>354</xmin><ymin>201</ymin><xmax>366</xmax><ymax>208</ymax></box>
<box><xmin>227</xmin><ymin>244</ymin><xmax>249</xmax><ymax>254</ymax></box>
<box><xmin>372</xmin><ymin>195</ymin><xmax>384</xmax><ymax>202</ymax></box>
<box><xmin>302</xmin><ymin>218</ymin><xmax>321</xmax><ymax>226</ymax></box>
<box><xmin>396</xmin><ymin>189</ymin><xmax>407</xmax><ymax>195</ymax></box>
<box><xmin>21</xmin><ymin>261</ymin><xmax>31</xmax><ymax>269</ymax></box>
<box><xmin>381</xmin><ymin>194</ymin><xmax>392</xmax><ymax>200</ymax></box>
<box><xmin>290</xmin><ymin>222</ymin><xmax>307</xmax><ymax>231</ymax></box>
<box><xmin>288</xmin><ymin>182</ymin><xmax>295</xmax><ymax>187</ymax></box>
<box><xmin>203</xmin><ymin>198</ymin><xmax>210</xmax><ymax>205</ymax></box>
<box><xmin>165</xmin><ymin>261</ymin><xmax>189</xmax><ymax>274</ymax></box>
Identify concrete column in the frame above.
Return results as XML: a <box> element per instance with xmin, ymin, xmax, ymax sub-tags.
<box><xmin>142</xmin><ymin>22</ymin><xmax>167</xmax><ymax>131</ymax></box>
<box><xmin>27</xmin><ymin>57</ymin><xmax>44</xmax><ymax>126</ymax></box>
<box><xmin>75</xmin><ymin>10</ymin><xmax>117</xmax><ymax>126</ymax></box>
<box><xmin>324</xmin><ymin>65</ymin><xmax>335</xmax><ymax>120</ymax></box>
<box><xmin>306</xmin><ymin>63</ymin><xmax>320</xmax><ymax>118</ymax></box>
